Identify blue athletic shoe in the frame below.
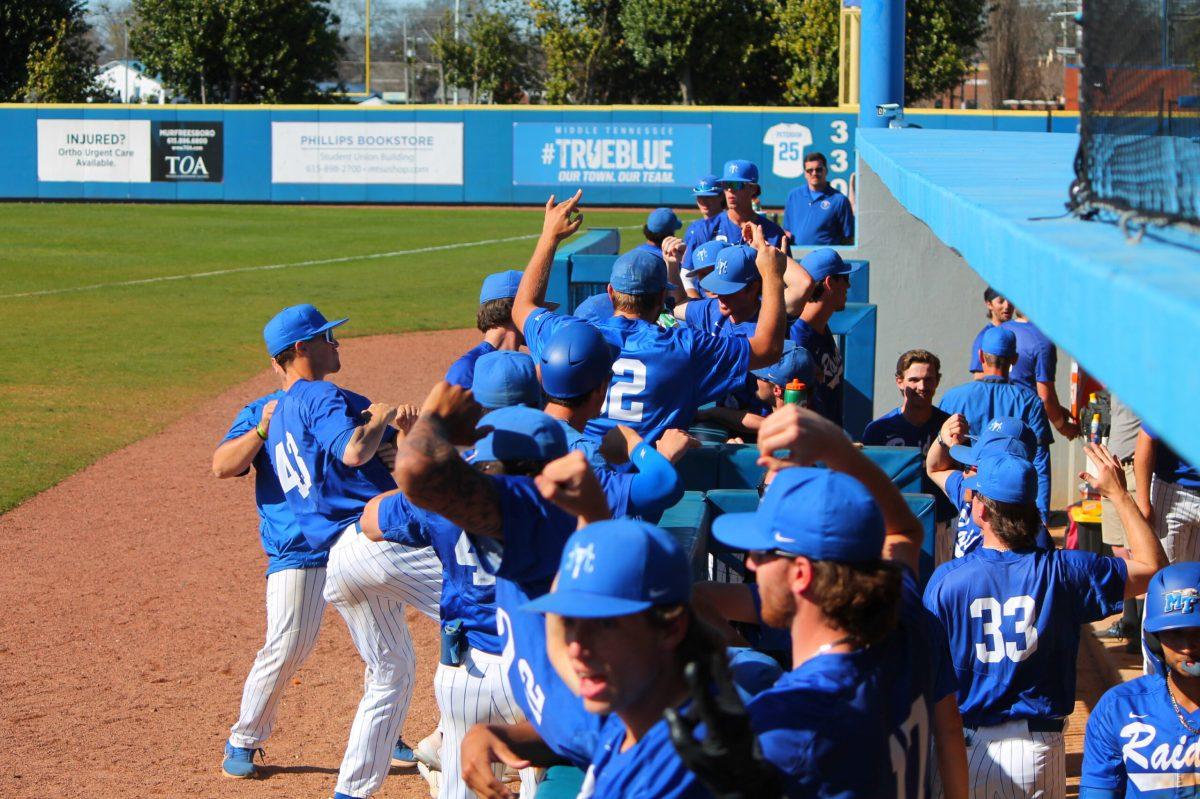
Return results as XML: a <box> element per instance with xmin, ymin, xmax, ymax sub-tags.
<box><xmin>333</xmin><ymin>793</ymin><xmax>362</xmax><ymax>799</ymax></box>
<box><xmin>391</xmin><ymin>738</ymin><xmax>417</xmax><ymax>768</ymax></box>
<box><xmin>221</xmin><ymin>742</ymin><xmax>262</xmax><ymax>778</ymax></box>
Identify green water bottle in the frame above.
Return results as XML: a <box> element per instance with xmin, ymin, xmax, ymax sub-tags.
<box><xmin>783</xmin><ymin>379</ymin><xmax>807</xmax><ymax>406</ymax></box>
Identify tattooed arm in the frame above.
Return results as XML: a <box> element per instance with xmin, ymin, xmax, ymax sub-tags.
<box><xmin>394</xmin><ymin>382</ymin><xmax>505</xmax><ymax>539</ymax></box>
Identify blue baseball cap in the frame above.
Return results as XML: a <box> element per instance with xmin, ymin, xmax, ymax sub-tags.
<box><xmin>980</xmin><ymin>326</ymin><xmax>1018</xmax><ymax>358</ymax></box>
<box><xmin>717</xmin><ymin>159</ymin><xmax>759</xmax><ymax>185</ymax></box>
<box><xmin>646</xmin><ymin>208</ymin><xmax>683</xmax><ymax>236</ymax></box>
<box><xmin>690</xmin><ymin>240</ymin><xmax>727</xmax><ymax>273</ymax></box>
<box><xmin>479</xmin><ymin>270</ymin><xmax>522</xmax><ymax>304</ymax></box>
<box><xmin>949</xmin><ymin>417</ymin><xmax>1036</xmax><ymax>466</ymax></box>
<box><xmin>692</xmin><ymin>174</ymin><xmax>721</xmax><ymax>197</ymax></box>
<box><xmin>472</xmin><ymin>406</ymin><xmax>568</xmax><ymax>463</ymax></box>
<box><xmin>522</xmin><ymin>520</ymin><xmax>692</xmax><ymax>617</ymax></box>
<box><xmin>712</xmin><ymin>467</ymin><xmax>885</xmax><ymax>563</ymax></box>
<box><xmin>700</xmin><ymin>244</ymin><xmax>760</xmax><ymax>296</ymax></box>
<box><xmin>801</xmin><ymin>249</ymin><xmax>861</xmax><ymax>283</ymax></box>
<box><xmin>751</xmin><ymin>342</ymin><xmax>815</xmax><ymax>387</ymax></box>
<box><xmin>471</xmin><ymin>351</ymin><xmax>541</xmax><ymax>410</ymax></box>
<box><xmin>610</xmin><ymin>250</ymin><xmax>669</xmax><ymax>295</ymax></box>
<box><xmin>263</xmin><ymin>304</ymin><xmax>348</xmax><ymax>357</ymax></box>
<box><xmin>538</xmin><ymin>320</ymin><xmax>619</xmax><ymax>399</ymax></box>
<box><xmin>962</xmin><ymin>453</ymin><xmax>1037</xmax><ymax>504</ymax></box>
<box><xmin>573</xmin><ymin>292</ymin><xmax>614</xmax><ymax>325</ymax></box>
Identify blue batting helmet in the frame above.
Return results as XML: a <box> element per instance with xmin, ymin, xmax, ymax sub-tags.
<box><xmin>538</xmin><ymin>320</ymin><xmax>618</xmax><ymax>399</ymax></box>
<box><xmin>1145</xmin><ymin>563</ymin><xmax>1200</xmax><ymax>634</ymax></box>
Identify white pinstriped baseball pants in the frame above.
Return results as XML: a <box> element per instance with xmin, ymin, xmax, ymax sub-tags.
<box><xmin>228</xmin><ymin>566</ymin><xmax>328</xmax><ymax>749</ymax></box>
<box><xmin>323</xmin><ymin>523</ymin><xmax>443</xmax><ymax>799</ymax></box>
<box><xmin>1151</xmin><ymin>477</ymin><xmax>1200</xmax><ymax>564</ymax></box>
<box><xmin>434</xmin><ymin>649</ymin><xmax>541</xmax><ymax>799</ymax></box>
<box><xmin>933</xmin><ymin>719</ymin><xmax>1065</xmax><ymax>799</ymax></box>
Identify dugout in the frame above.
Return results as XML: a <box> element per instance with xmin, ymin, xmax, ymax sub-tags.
<box><xmin>850</xmin><ymin>127</ymin><xmax>1200</xmax><ymax>509</ymax></box>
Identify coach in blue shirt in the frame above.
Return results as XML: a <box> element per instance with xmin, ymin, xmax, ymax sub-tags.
<box><xmin>783</xmin><ymin>152</ymin><xmax>854</xmax><ymax>246</ymax></box>
<box><xmin>939</xmin><ymin>326</ymin><xmax>1054</xmax><ymax>516</ymax></box>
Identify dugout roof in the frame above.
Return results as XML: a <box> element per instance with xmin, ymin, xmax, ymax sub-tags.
<box><xmin>858</xmin><ymin>128</ymin><xmax>1200</xmax><ymax>468</ymax></box>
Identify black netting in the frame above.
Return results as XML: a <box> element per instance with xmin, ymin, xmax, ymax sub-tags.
<box><xmin>1072</xmin><ymin>0</ymin><xmax>1200</xmax><ymax>227</ymax></box>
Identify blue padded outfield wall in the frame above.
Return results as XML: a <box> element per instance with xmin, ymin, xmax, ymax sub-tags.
<box><xmin>0</xmin><ymin>104</ymin><xmax>1079</xmax><ymax>205</ymax></box>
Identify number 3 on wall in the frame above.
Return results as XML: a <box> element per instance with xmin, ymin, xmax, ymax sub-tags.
<box><xmin>601</xmin><ymin>358</ymin><xmax>647</xmax><ymax>423</ymax></box>
<box><xmin>970</xmin><ymin>595</ymin><xmax>1039</xmax><ymax>663</ymax></box>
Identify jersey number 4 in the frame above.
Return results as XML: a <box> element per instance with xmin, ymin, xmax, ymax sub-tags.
<box><xmin>453</xmin><ymin>532</ymin><xmax>496</xmax><ymax>586</ymax></box>
<box><xmin>600</xmin><ymin>358</ymin><xmax>647</xmax><ymax>423</ymax></box>
<box><xmin>970</xmin><ymin>595</ymin><xmax>1039</xmax><ymax>663</ymax></box>
<box><xmin>273</xmin><ymin>432</ymin><xmax>314</xmax><ymax>499</ymax></box>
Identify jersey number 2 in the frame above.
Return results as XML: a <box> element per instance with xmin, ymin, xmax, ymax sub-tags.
<box><xmin>601</xmin><ymin>358</ymin><xmax>647</xmax><ymax>423</ymax></box>
<box><xmin>970</xmin><ymin>595</ymin><xmax>1039</xmax><ymax>663</ymax></box>
<box><xmin>273</xmin><ymin>432</ymin><xmax>313</xmax><ymax>498</ymax></box>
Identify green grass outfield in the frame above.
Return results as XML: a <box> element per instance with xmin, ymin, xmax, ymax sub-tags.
<box><xmin>0</xmin><ymin>202</ymin><xmax>649</xmax><ymax>513</ymax></box>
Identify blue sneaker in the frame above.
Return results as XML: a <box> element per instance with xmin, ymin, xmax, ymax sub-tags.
<box><xmin>333</xmin><ymin>793</ymin><xmax>362</xmax><ymax>799</ymax></box>
<box><xmin>391</xmin><ymin>738</ymin><xmax>417</xmax><ymax>768</ymax></box>
<box><xmin>221</xmin><ymin>741</ymin><xmax>263</xmax><ymax>778</ymax></box>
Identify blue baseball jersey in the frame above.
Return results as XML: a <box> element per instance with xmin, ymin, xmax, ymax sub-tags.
<box><xmin>445</xmin><ymin>340</ymin><xmax>497</xmax><ymax>388</ymax></box>
<box><xmin>680</xmin><ymin>215</ymin><xmax>724</xmax><ymax>273</ymax></box>
<box><xmin>523</xmin><ymin>308</ymin><xmax>750</xmax><ymax>445</ymax></box>
<box><xmin>376</xmin><ymin>491</ymin><xmax>500</xmax><ymax>654</ymax></box>
<box><xmin>789</xmin><ymin>318</ymin><xmax>843</xmax><ymax>426</ymax></box>
<box><xmin>1145</xmin><ymin>426</ymin><xmax>1200</xmax><ymax>489</ymax></box>
<box><xmin>710</xmin><ymin>211</ymin><xmax>786</xmax><ymax>250</ymax></box>
<box><xmin>968</xmin><ymin>321</ymin><xmax>1057</xmax><ymax>392</ymax></box>
<box><xmin>266</xmin><ymin>379</ymin><xmax>397</xmax><ymax>551</ymax></box>
<box><xmin>1081</xmin><ymin>673</ymin><xmax>1200</xmax><ymax>798</ymax></box>
<box><xmin>579</xmin><ymin>710</ymin><xmax>714</xmax><ymax>799</ymax></box>
<box><xmin>782</xmin><ymin>185</ymin><xmax>854</xmax><ymax>246</ymax></box>
<box><xmin>942</xmin><ymin>471</ymin><xmax>1056</xmax><ymax>559</ymax></box>
<box><xmin>683</xmin><ymin>298</ymin><xmax>759</xmax><ymax>339</ymax></box>
<box><xmin>468</xmin><ymin>474</ymin><xmax>603</xmax><ymax>768</ymax></box>
<box><xmin>633</xmin><ymin>242</ymin><xmax>667</xmax><ymax>264</ymax></box>
<box><xmin>221</xmin><ymin>391</ymin><xmax>327</xmax><ymax>575</ymax></box>
<box><xmin>938</xmin><ymin>376</ymin><xmax>1053</xmax><ymax>513</ymax></box>
<box><xmin>924</xmin><ymin>547</ymin><xmax>1127</xmax><ymax>728</ymax></box>
<box><xmin>557</xmin><ymin>419</ymin><xmax>609</xmax><ymax>472</ymax></box>
<box><xmin>862</xmin><ymin>407</ymin><xmax>955</xmax><ymax>522</ymax></box>
<box><xmin>748</xmin><ymin>570</ymin><xmax>957</xmax><ymax>799</ymax></box>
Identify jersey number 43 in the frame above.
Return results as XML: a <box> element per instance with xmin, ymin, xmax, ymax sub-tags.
<box><xmin>274</xmin><ymin>432</ymin><xmax>314</xmax><ymax>499</ymax></box>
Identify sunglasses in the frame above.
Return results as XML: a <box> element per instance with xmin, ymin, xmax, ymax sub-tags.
<box><xmin>311</xmin><ymin>329</ymin><xmax>337</xmax><ymax>345</ymax></box>
<box><xmin>723</xmin><ymin>181</ymin><xmax>749</xmax><ymax>191</ymax></box>
<box><xmin>805</xmin><ymin>167</ymin><xmax>826</xmax><ymax>174</ymax></box>
<box><xmin>748</xmin><ymin>548</ymin><xmax>794</xmax><ymax>562</ymax></box>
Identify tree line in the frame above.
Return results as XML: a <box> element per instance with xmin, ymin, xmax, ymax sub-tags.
<box><xmin>0</xmin><ymin>0</ymin><xmax>985</xmax><ymax>105</ymax></box>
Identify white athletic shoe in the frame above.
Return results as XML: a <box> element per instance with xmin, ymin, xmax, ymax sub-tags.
<box><xmin>415</xmin><ymin>730</ymin><xmax>443</xmax><ymax>771</ymax></box>
<box><xmin>418</xmin><ymin>761</ymin><xmax>441</xmax><ymax>799</ymax></box>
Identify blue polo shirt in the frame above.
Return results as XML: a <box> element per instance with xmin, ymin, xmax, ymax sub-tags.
<box><xmin>783</xmin><ymin>184</ymin><xmax>854</xmax><ymax>246</ymax></box>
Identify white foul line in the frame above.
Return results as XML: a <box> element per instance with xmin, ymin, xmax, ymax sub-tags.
<box><xmin>2</xmin><ymin>228</ymin><xmax>635</xmax><ymax>301</ymax></box>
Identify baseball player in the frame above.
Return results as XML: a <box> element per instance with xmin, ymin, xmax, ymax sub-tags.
<box><xmin>679</xmin><ymin>174</ymin><xmax>727</xmax><ymax>297</ymax></box>
<box><xmin>394</xmin><ymin>388</ymin><xmax>609</xmax><ymax>773</ymax></box>
<box><xmin>671</xmin><ymin>244</ymin><xmax>763</xmax><ymax>338</ymax></box>
<box><xmin>863</xmin><ymin>349</ymin><xmax>955</xmax><ymax>562</ymax></box>
<box><xmin>939</xmin><ymin>325</ymin><xmax>1054</xmax><ymax>516</ymax></box>
<box><xmin>1079</xmin><ymin>562</ymin><xmax>1200</xmax><ymax>798</ymax></box>
<box><xmin>632</xmin><ymin>207</ymin><xmax>683</xmax><ymax>264</ymax></box>
<box><xmin>534</xmin><ymin>319</ymin><xmax>692</xmax><ymax>524</ymax></box>
<box><xmin>926</xmin><ymin>415</ymin><xmax>1054</xmax><ymax>559</ymax></box>
<box><xmin>358</xmin><ymin>450</ymin><xmax>541</xmax><ymax>799</ymax></box>
<box><xmin>1135</xmin><ymin>426</ymin><xmax>1200</xmax><ymax>564</ymax></box>
<box><xmin>693</xmin><ymin>341</ymin><xmax>815</xmax><ymax>440</ymax></box>
<box><xmin>923</xmin><ymin>442</ymin><xmax>1167</xmax><ymax>799</ymax></box>
<box><xmin>511</xmin><ymin>191</ymin><xmax>788</xmax><ymax>446</ymax></box>
<box><xmin>706</xmin><ymin>404</ymin><xmax>967</xmax><ymax>799</ymax></box>
<box><xmin>787</xmin><ymin>248</ymin><xmax>862</xmax><ymax>427</ymax></box>
<box><xmin>522</xmin><ymin>518</ymin><xmax>730</xmax><ymax>799</ymax></box>
<box><xmin>261</xmin><ymin>304</ymin><xmax>442</xmax><ymax>799</ymax></box>
<box><xmin>446</xmin><ymin>270</ymin><xmax>528</xmax><ymax>389</ymax></box>
<box><xmin>213</xmin><ymin>379</ymin><xmax>330</xmax><ymax>778</ymax></box>
<box><xmin>782</xmin><ymin>151</ymin><xmax>854</xmax><ymax>247</ymax></box>
<box><xmin>710</xmin><ymin>160</ymin><xmax>786</xmax><ymax>248</ymax></box>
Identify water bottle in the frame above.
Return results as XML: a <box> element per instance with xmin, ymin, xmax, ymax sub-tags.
<box><xmin>1080</xmin><ymin>412</ymin><xmax>1103</xmax><ymax>502</ymax></box>
<box><xmin>783</xmin><ymin>379</ymin><xmax>808</xmax><ymax>406</ymax></box>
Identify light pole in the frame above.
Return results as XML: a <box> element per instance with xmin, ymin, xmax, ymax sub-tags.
<box><xmin>453</xmin><ymin>0</ymin><xmax>459</xmax><ymax>105</ymax></box>
<box><xmin>365</xmin><ymin>0</ymin><xmax>371</xmax><ymax>94</ymax></box>
<box><xmin>123</xmin><ymin>20</ymin><xmax>130</xmax><ymax>103</ymax></box>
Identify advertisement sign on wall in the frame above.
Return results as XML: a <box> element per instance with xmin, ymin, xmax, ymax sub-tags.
<box><xmin>37</xmin><ymin>119</ymin><xmax>152</xmax><ymax>183</ymax></box>
<box><xmin>151</xmin><ymin>121</ymin><xmax>223</xmax><ymax>182</ymax></box>
<box><xmin>271</xmin><ymin>122</ymin><xmax>464</xmax><ymax>185</ymax></box>
<box><xmin>513</xmin><ymin>122</ymin><xmax>711</xmax><ymax>187</ymax></box>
